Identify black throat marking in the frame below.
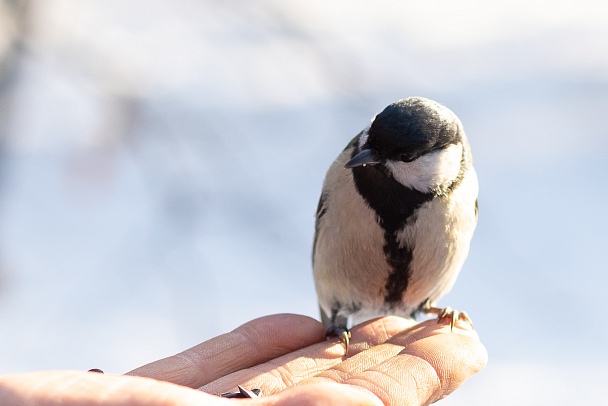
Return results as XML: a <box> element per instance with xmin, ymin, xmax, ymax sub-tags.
<box><xmin>350</xmin><ymin>149</ymin><xmax>435</xmax><ymax>308</ymax></box>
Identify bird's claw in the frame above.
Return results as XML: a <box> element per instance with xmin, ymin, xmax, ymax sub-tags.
<box><xmin>422</xmin><ymin>300</ymin><xmax>473</xmax><ymax>331</ymax></box>
<box><xmin>220</xmin><ymin>386</ymin><xmax>262</xmax><ymax>399</ymax></box>
<box><xmin>325</xmin><ymin>325</ymin><xmax>351</xmax><ymax>355</ymax></box>
<box><xmin>339</xmin><ymin>329</ymin><xmax>351</xmax><ymax>354</ymax></box>
<box><xmin>437</xmin><ymin>307</ymin><xmax>473</xmax><ymax>331</ymax></box>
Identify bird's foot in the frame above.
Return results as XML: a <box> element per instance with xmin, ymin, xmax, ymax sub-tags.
<box><xmin>325</xmin><ymin>325</ymin><xmax>351</xmax><ymax>355</ymax></box>
<box><xmin>421</xmin><ymin>300</ymin><xmax>473</xmax><ymax>331</ymax></box>
<box><xmin>220</xmin><ymin>386</ymin><xmax>262</xmax><ymax>399</ymax></box>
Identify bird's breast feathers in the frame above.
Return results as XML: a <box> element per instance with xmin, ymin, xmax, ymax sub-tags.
<box><xmin>313</xmin><ymin>143</ymin><xmax>478</xmax><ymax>318</ymax></box>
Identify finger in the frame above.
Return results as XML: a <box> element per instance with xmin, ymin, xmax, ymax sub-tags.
<box><xmin>200</xmin><ymin>316</ymin><xmax>413</xmax><ymax>396</ymax></box>
<box><xmin>303</xmin><ymin>322</ymin><xmax>487</xmax><ymax>406</ymax></box>
<box><xmin>258</xmin><ymin>383</ymin><xmax>382</xmax><ymax>406</ymax></box>
<box><xmin>0</xmin><ymin>371</ymin><xmax>225</xmax><ymax>406</ymax></box>
<box><xmin>401</xmin><ymin>332</ymin><xmax>487</xmax><ymax>401</ymax></box>
<box><xmin>127</xmin><ymin>314</ymin><xmax>325</xmax><ymax>388</ymax></box>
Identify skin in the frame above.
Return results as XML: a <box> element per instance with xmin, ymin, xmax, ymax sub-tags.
<box><xmin>0</xmin><ymin>314</ymin><xmax>487</xmax><ymax>406</ymax></box>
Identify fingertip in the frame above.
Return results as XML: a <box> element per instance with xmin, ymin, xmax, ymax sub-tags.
<box><xmin>463</xmin><ymin>336</ymin><xmax>488</xmax><ymax>375</ymax></box>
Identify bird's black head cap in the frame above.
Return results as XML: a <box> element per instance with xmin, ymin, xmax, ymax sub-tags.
<box><xmin>367</xmin><ymin>97</ymin><xmax>463</xmax><ymax>160</ymax></box>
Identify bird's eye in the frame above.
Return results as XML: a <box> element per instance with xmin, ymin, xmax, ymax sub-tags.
<box><xmin>399</xmin><ymin>152</ymin><xmax>418</xmax><ymax>162</ymax></box>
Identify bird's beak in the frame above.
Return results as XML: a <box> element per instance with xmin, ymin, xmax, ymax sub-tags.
<box><xmin>344</xmin><ymin>148</ymin><xmax>381</xmax><ymax>169</ymax></box>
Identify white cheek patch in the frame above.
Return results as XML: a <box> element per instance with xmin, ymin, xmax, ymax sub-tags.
<box><xmin>358</xmin><ymin>125</ymin><xmax>370</xmax><ymax>150</ymax></box>
<box><xmin>385</xmin><ymin>143</ymin><xmax>463</xmax><ymax>193</ymax></box>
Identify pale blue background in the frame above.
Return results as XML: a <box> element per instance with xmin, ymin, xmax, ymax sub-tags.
<box><xmin>0</xmin><ymin>1</ymin><xmax>606</xmax><ymax>405</ymax></box>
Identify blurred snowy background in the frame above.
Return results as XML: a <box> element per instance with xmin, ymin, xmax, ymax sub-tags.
<box><xmin>0</xmin><ymin>1</ymin><xmax>606</xmax><ymax>404</ymax></box>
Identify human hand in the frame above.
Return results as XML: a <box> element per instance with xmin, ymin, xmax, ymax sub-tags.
<box><xmin>0</xmin><ymin>313</ymin><xmax>486</xmax><ymax>405</ymax></box>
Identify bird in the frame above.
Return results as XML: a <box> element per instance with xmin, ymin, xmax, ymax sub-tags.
<box><xmin>312</xmin><ymin>97</ymin><xmax>478</xmax><ymax>352</ymax></box>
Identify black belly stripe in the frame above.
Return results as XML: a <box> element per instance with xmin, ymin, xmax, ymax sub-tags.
<box><xmin>350</xmin><ymin>151</ymin><xmax>434</xmax><ymax>307</ymax></box>
<box><xmin>383</xmin><ymin>235</ymin><xmax>414</xmax><ymax>304</ymax></box>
